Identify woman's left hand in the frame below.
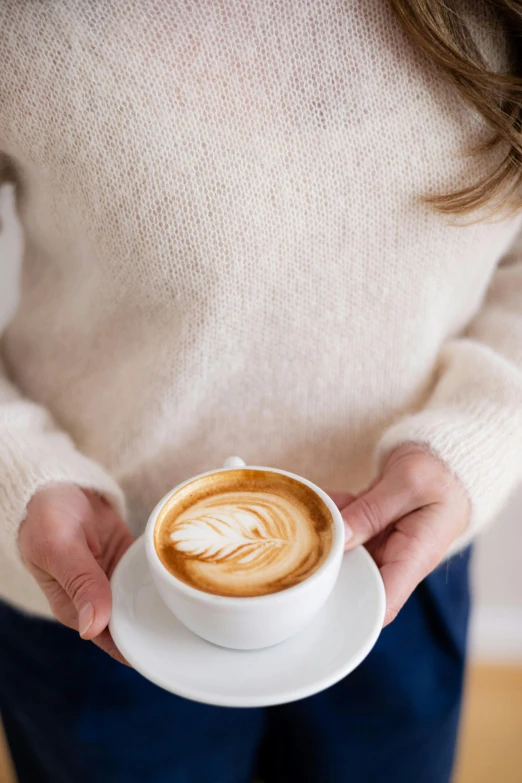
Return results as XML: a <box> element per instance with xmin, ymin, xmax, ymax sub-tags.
<box><xmin>330</xmin><ymin>444</ymin><xmax>470</xmax><ymax>626</ymax></box>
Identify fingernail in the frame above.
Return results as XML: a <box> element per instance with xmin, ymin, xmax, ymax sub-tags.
<box><xmin>79</xmin><ymin>603</ymin><xmax>94</xmax><ymax>638</ymax></box>
<box><xmin>343</xmin><ymin>521</ymin><xmax>353</xmax><ymax>544</ymax></box>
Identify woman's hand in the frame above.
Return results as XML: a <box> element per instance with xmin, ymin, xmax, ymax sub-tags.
<box><xmin>19</xmin><ymin>483</ymin><xmax>134</xmax><ymax>663</ymax></box>
<box><xmin>332</xmin><ymin>444</ymin><xmax>470</xmax><ymax>626</ymax></box>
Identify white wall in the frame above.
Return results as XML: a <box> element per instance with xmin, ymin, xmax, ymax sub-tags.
<box><xmin>1</xmin><ymin>184</ymin><xmax>521</xmax><ymax>661</ymax></box>
<box><xmin>0</xmin><ymin>187</ymin><xmax>21</xmax><ymax>329</ymax></box>
<box><xmin>470</xmin><ymin>500</ymin><xmax>522</xmax><ymax>662</ymax></box>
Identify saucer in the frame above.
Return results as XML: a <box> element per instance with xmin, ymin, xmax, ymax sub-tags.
<box><xmin>109</xmin><ymin>537</ymin><xmax>386</xmax><ymax>707</ymax></box>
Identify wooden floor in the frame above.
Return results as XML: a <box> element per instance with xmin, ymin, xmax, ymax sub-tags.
<box><xmin>0</xmin><ymin>719</ymin><xmax>15</xmax><ymax>783</ymax></box>
<box><xmin>1</xmin><ymin>665</ymin><xmax>521</xmax><ymax>782</ymax></box>
<box><xmin>455</xmin><ymin>665</ymin><xmax>522</xmax><ymax>783</ymax></box>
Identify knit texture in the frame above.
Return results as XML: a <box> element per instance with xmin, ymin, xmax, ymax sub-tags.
<box><xmin>0</xmin><ymin>0</ymin><xmax>522</xmax><ymax>615</ymax></box>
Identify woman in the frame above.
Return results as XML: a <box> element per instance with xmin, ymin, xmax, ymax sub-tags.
<box><xmin>0</xmin><ymin>1</ymin><xmax>521</xmax><ymax>781</ymax></box>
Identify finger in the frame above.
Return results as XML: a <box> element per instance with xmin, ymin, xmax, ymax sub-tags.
<box><xmin>327</xmin><ymin>492</ymin><xmax>356</xmax><ymax>543</ymax></box>
<box><xmin>41</xmin><ymin>530</ymin><xmax>113</xmax><ymax>640</ymax></box>
<box><xmin>376</xmin><ymin>506</ymin><xmax>448</xmax><ymax>625</ymax></box>
<box><xmin>340</xmin><ymin>461</ymin><xmax>438</xmax><ymax>550</ymax></box>
<box><xmin>328</xmin><ymin>491</ymin><xmax>355</xmax><ymax>509</ymax></box>
<box><xmin>100</xmin><ymin>527</ymin><xmax>135</xmax><ymax>580</ymax></box>
<box><xmin>85</xmin><ymin>493</ymin><xmax>119</xmax><ymax>561</ymax></box>
<box><xmin>84</xmin><ymin>494</ymin><xmax>134</xmax><ymax>577</ymax></box>
<box><xmin>26</xmin><ymin>563</ymin><xmax>80</xmax><ymax>630</ymax></box>
<box><xmin>91</xmin><ymin>629</ymin><xmax>130</xmax><ymax>666</ymax></box>
<box><xmin>27</xmin><ymin>560</ymin><xmax>129</xmax><ymax>664</ymax></box>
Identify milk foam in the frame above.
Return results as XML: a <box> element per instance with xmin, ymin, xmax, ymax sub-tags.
<box><xmin>167</xmin><ymin>490</ymin><xmax>319</xmax><ymax>593</ymax></box>
<box><xmin>170</xmin><ymin>497</ymin><xmax>291</xmax><ymax>565</ymax></box>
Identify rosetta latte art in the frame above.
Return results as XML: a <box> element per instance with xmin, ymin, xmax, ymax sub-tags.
<box><xmin>169</xmin><ymin>498</ymin><xmax>295</xmax><ymax>568</ymax></box>
<box><xmin>155</xmin><ymin>473</ymin><xmax>333</xmax><ymax>597</ymax></box>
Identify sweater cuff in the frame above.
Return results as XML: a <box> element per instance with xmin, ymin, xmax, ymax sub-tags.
<box><xmin>375</xmin><ymin>401</ymin><xmax>522</xmax><ymax>555</ymax></box>
<box><xmin>0</xmin><ymin>427</ymin><xmax>126</xmax><ymax>612</ymax></box>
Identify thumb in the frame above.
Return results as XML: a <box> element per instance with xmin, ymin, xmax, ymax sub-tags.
<box><xmin>45</xmin><ymin>532</ymin><xmax>113</xmax><ymax>640</ymax></box>
<box><xmin>340</xmin><ymin>466</ymin><xmax>423</xmax><ymax>550</ymax></box>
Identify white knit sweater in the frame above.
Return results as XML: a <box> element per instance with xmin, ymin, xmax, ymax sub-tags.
<box><xmin>1</xmin><ymin>1</ymin><xmax>521</xmax><ymax>616</ymax></box>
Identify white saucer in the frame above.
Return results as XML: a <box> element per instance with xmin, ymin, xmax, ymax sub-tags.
<box><xmin>109</xmin><ymin>537</ymin><xmax>386</xmax><ymax>708</ymax></box>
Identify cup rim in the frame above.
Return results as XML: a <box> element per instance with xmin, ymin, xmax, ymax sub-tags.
<box><xmin>145</xmin><ymin>465</ymin><xmax>345</xmax><ymax>606</ymax></box>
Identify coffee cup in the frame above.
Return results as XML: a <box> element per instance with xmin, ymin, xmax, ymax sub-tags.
<box><xmin>144</xmin><ymin>457</ymin><xmax>345</xmax><ymax>650</ymax></box>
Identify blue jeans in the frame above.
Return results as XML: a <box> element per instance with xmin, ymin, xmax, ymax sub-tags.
<box><xmin>0</xmin><ymin>549</ymin><xmax>471</xmax><ymax>783</ymax></box>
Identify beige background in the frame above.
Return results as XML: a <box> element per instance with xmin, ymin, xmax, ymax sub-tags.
<box><xmin>1</xmin><ymin>184</ymin><xmax>521</xmax><ymax>660</ymax></box>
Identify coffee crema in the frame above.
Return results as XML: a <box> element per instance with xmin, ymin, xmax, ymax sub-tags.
<box><xmin>154</xmin><ymin>469</ymin><xmax>333</xmax><ymax>597</ymax></box>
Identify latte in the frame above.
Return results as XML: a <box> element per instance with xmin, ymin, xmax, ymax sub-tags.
<box><xmin>154</xmin><ymin>469</ymin><xmax>333</xmax><ymax>597</ymax></box>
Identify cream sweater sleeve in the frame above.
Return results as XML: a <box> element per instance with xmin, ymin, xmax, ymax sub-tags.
<box><xmin>377</xmin><ymin>226</ymin><xmax>522</xmax><ymax>553</ymax></box>
<box><xmin>0</xmin><ymin>239</ymin><xmax>126</xmax><ymax>609</ymax></box>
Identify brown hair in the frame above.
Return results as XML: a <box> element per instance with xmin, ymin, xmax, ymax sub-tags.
<box><xmin>389</xmin><ymin>0</ymin><xmax>522</xmax><ymax>216</ymax></box>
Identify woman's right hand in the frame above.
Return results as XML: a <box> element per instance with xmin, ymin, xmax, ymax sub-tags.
<box><xmin>18</xmin><ymin>483</ymin><xmax>134</xmax><ymax>664</ymax></box>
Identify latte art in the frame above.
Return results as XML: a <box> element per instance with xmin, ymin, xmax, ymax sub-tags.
<box><xmin>169</xmin><ymin>498</ymin><xmax>291</xmax><ymax>566</ymax></box>
<box><xmin>154</xmin><ymin>470</ymin><xmax>333</xmax><ymax>597</ymax></box>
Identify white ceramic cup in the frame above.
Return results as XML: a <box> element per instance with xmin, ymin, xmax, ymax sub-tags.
<box><xmin>145</xmin><ymin>457</ymin><xmax>345</xmax><ymax>650</ymax></box>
